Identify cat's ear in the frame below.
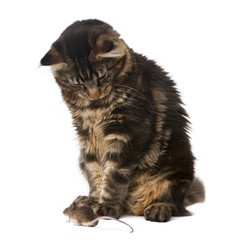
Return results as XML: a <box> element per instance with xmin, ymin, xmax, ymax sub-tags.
<box><xmin>40</xmin><ymin>47</ymin><xmax>64</xmax><ymax>66</ymax></box>
<box><xmin>95</xmin><ymin>34</ymin><xmax>127</xmax><ymax>58</ymax></box>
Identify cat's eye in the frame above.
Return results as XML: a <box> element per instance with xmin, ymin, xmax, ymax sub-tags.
<box><xmin>97</xmin><ymin>72</ymin><xmax>108</xmax><ymax>81</ymax></box>
<box><xmin>74</xmin><ymin>83</ymin><xmax>84</xmax><ymax>86</ymax></box>
<box><xmin>74</xmin><ymin>83</ymin><xmax>85</xmax><ymax>88</ymax></box>
<box><xmin>69</xmin><ymin>77</ymin><xmax>84</xmax><ymax>87</ymax></box>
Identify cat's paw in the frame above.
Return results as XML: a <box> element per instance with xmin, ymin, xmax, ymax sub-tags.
<box><xmin>144</xmin><ymin>203</ymin><xmax>173</xmax><ymax>222</ymax></box>
<box><xmin>95</xmin><ymin>203</ymin><xmax>121</xmax><ymax>219</ymax></box>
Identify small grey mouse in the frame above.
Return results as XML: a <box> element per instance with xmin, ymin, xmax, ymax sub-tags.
<box><xmin>65</xmin><ymin>206</ymin><xmax>134</xmax><ymax>233</ymax></box>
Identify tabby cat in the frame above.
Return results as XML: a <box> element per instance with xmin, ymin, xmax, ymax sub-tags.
<box><xmin>41</xmin><ymin>19</ymin><xmax>204</xmax><ymax>222</ymax></box>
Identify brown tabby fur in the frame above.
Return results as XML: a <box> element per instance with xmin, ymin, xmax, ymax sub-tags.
<box><xmin>41</xmin><ymin>19</ymin><xmax>205</xmax><ymax>222</ymax></box>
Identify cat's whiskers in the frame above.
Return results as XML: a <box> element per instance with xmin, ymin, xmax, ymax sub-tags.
<box><xmin>115</xmin><ymin>84</ymin><xmax>153</xmax><ymax>109</ymax></box>
<box><xmin>113</xmin><ymin>90</ymin><xmax>145</xmax><ymax>106</ymax></box>
<box><xmin>112</xmin><ymin>93</ymin><xmax>130</xmax><ymax>105</ymax></box>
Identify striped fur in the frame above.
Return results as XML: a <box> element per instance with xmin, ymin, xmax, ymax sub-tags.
<box><xmin>41</xmin><ymin>19</ymin><xmax>205</xmax><ymax>222</ymax></box>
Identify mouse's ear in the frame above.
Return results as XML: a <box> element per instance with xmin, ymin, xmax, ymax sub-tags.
<box><xmin>40</xmin><ymin>47</ymin><xmax>64</xmax><ymax>66</ymax></box>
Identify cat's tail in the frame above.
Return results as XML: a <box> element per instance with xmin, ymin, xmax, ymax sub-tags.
<box><xmin>184</xmin><ymin>177</ymin><xmax>205</xmax><ymax>207</ymax></box>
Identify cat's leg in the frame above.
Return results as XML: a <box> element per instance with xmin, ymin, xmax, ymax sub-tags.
<box><xmin>93</xmin><ymin>119</ymin><xmax>140</xmax><ymax>218</ymax></box>
<box><xmin>142</xmin><ymin>177</ymin><xmax>175</xmax><ymax>222</ymax></box>
<box><xmin>78</xmin><ymin>151</ymin><xmax>132</xmax><ymax>218</ymax></box>
<box><xmin>126</xmin><ymin>172</ymin><xmax>192</xmax><ymax>222</ymax></box>
<box><xmin>64</xmin><ymin>153</ymin><xmax>102</xmax><ymax>215</ymax></box>
<box><xmin>94</xmin><ymin>161</ymin><xmax>132</xmax><ymax>219</ymax></box>
<box><xmin>143</xmin><ymin>178</ymin><xmax>192</xmax><ymax>222</ymax></box>
<box><xmin>125</xmin><ymin>173</ymin><xmax>174</xmax><ymax>221</ymax></box>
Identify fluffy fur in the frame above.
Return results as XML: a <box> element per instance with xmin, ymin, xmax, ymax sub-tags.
<box><xmin>41</xmin><ymin>19</ymin><xmax>205</xmax><ymax>222</ymax></box>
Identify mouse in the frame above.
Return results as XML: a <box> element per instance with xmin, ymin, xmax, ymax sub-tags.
<box><xmin>67</xmin><ymin>206</ymin><xmax>99</xmax><ymax>226</ymax></box>
<box><xmin>65</xmin><ymin>206</ymin><xmax>134</xmax><ymax>233</ymax></box>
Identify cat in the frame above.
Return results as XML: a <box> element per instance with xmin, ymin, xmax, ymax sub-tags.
<box><xmin>41</xmin><ymin>19</ymin><xmax>205</xmax><ymax>222</ymax></box>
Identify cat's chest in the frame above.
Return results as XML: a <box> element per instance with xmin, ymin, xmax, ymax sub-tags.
<box><xmin>79</xmin><ymin>107</ymin><xmax>107</xmax><ymax>130</ymax></box>
<box><xmin>75</xmin><ymin>107</ymin><xmax>110</xmax><ymax>155</ymax></box>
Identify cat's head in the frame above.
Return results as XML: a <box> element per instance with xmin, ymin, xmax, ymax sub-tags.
<box><xmin>40</xmin><ymin>19</ymin><xmax>131</xmax><ymax>101</ymax></box>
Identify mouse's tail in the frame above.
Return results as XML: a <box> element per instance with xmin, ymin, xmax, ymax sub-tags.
<box><xmin>184</xmin><ymin>177</ymin><xmax>205</xmax><ymax>207</ymax></box>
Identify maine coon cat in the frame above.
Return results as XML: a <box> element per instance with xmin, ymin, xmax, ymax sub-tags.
<box><xmin>41</xmin><ymin>19</ymin><xmax>205</xmax><ymax>222</ymax></box>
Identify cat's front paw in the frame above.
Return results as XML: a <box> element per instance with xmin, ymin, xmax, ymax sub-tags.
<box><xmin>95</xmin><ymin>203</ymin><xmax>121</xmax><ymax>219</ymax></box>
<box><xmin>144</xmin><ymin>203</ymin><xmax>173</xmax><ymax>222</ymax></box>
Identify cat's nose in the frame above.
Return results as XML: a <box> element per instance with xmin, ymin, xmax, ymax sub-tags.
<box><xmin>86</xmin><ymin>82</ymin><xmax>101</xmax><ymax>100</ymax></box>
<box><xmin>87</xmin><ymin>88</ymin><xmax>101</xmax><ymax>100</ymax></box>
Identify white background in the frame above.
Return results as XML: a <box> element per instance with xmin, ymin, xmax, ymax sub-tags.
<box><xmin>1</xmin><ymin>0</ymin><xmax>227</xmax><ymax>239</ymax></box>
